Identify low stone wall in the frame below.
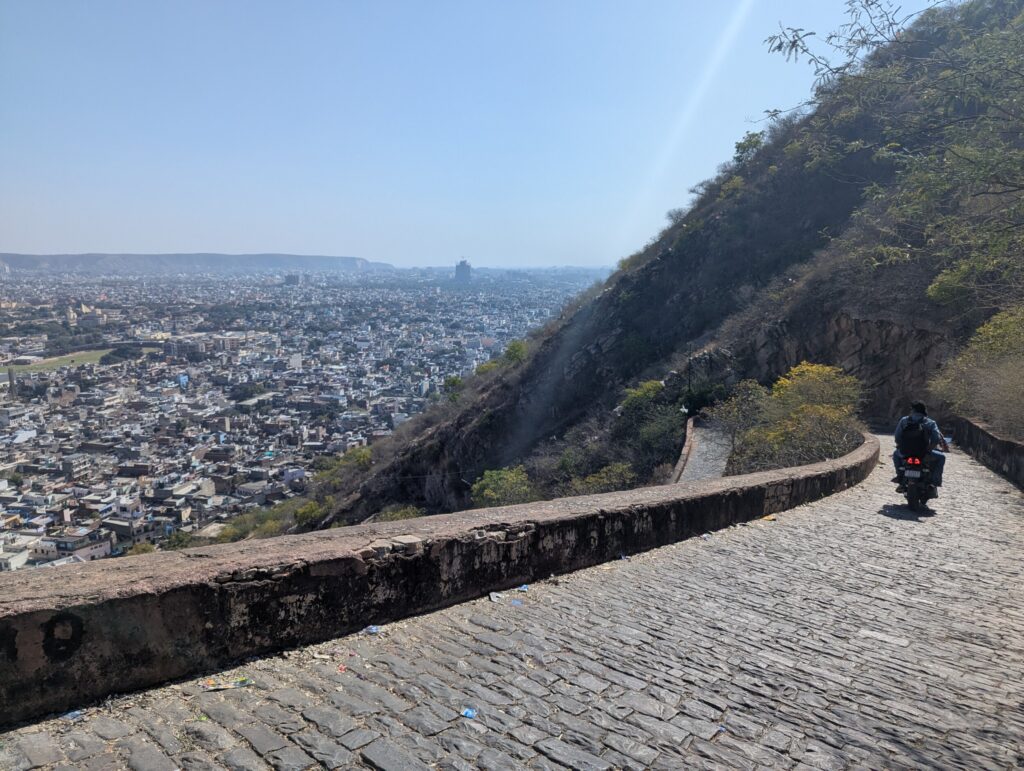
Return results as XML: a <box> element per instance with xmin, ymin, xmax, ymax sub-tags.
<box><xmin>951</xmin><ymin>417</ymin><xmax>1024</xmax><ymax>488</ymax></box>
<box><xmin>0</xmin><ymin>435</ymin><xmax>879</xmax><ymax>727</ymax></box>
<box><xmin>669</xmin><ymin>416</ymin><xmax>697</xmax><ymax>483</ymax></box>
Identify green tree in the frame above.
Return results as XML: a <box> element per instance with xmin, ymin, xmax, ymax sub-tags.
<box><xmin>377</xmin><ymin>505</ymin><xmax>423</xmax><ymax>522</ymax></box>
<box><xmin>733</xmin><ymin>130</ymin><xmax>765</xmax><ymax>164</ymax></box>
<box><xmin>294</xmin><ymin>500</ymin><xmax>326</xmax><ymax>529</ymax></box>
<box><xmin>471</xmin><ymin>466</ymin><xmax>537</xmax><ymax>507</ymax></box>
<box><xmin>163</xmin><ymin>531</ymin><xmax>193</xmax><ymax>550</ymax></box>
<box><xmin>127</xmin><ymin>542</ymin><xmax>155</xmax><ymax>556</ymax></box>
<box><xmin>705</xmin><ymin>379</ymin><xmax>770</xmax><ymax>450</ymax></box>
<box><xmin>443</xmin><ymin>375</ymin><xmax>464</xmax><ymax>402</ymax></box>
<box><xmin>768</xmin><ymin>0</ymin><xmax>1024</xmax><ymax>312</ymax></box>
<box><xmin>341</xmin><ymin>446</ymin><xmax>372</xmax><ymax>470</ymax></box>
<box><xmin>503</xmin><ymin>340</ymin><xmax>528</xmax><ymax>365</ymax></box>
<box><xmin>569</xmin><ymin>463</ymin><xmax>637</xmax><ymax>495</ymax></box>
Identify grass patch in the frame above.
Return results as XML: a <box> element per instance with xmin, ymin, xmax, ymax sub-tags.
<box><xmin>8</xmin><ymin>347</ymin><xmax>159</xmax><ymax>372</ymax></box>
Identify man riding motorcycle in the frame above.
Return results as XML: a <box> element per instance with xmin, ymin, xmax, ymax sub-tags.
<box><xmin>892</xmin><ymin>401</ymin><xmax>949</xmax><ymax>494</ymax></box>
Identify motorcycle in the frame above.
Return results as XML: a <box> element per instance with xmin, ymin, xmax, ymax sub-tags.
<box><xmin>898</xmin><ymin>455</ymin><xmax>936</xmax><ymax>511</ymax></box>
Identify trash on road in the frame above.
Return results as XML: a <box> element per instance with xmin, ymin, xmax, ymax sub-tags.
<box><xmin>511</xmin><ymin>599</ymin><xmax>524</xmax><ymax>606</ymax></box>
<box><xmin>762</xmin><ymin>514</ymin><xmax>777</xmax><ymax>522</ymax></box>
<box><xmin>337</xmin><ymin>664</ymin><xmax>347</xmax><ymax>673</ymax></box>
<box><xmin>200</xmin><ymin>675</ymin><xmax>254</xmax><ymax>692</ymax></box>
<box><xmin>516</xmin><ymin>584</ymin><xmax>529</xmax><ymax>592</ymax></box>
<box><xmin>61</xmin><ymin>709</ymin><xmax>85</xmax><ymax>722</ymax></box>
<box><xmin>461</xmin><ymin>707</ymin><xmax>478</xmax><ymax>719</ymax></box>
<box><xmin>701</xmin><ymin>533</ymin><xmax>711</xmax><ymax>540</ymax></box>
<box><xmin>489</xmin><ymin>592</ymin><xmax>505</xmax><ymax>602</ymax></box>
<box><xmin>363</xmin><ymin>625</ymin><xmax>381</xmax><ymax>635</ymax></box>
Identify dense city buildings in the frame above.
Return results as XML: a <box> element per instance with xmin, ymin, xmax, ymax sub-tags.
<box><xmin>0</xmin><ymin>267</ymin><xmax>602</xmax><ymax>569</ymax></box>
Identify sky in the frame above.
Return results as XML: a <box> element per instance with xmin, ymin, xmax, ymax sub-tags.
<box><xmin>0</xmin><ymin>1</ymin><xmax>935</xmax><ymax>268</ymax></box>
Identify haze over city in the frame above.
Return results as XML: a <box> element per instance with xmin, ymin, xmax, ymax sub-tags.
<box><xmin>1</xmin><ymin>0</ymin><xmax>933</xmax><ymax>267</ymax></box>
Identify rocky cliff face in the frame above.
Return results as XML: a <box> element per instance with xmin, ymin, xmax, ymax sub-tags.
<box><xmin>736</xmin><ymin>314</ymin><xmax>952</xmax><ymax>421</ymax></box>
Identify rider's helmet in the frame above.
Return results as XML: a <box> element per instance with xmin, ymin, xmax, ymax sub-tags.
<box><xmin>911</xmin><ymin>400</ymin><xmax>927</xmax><ymax>415</ymax></box>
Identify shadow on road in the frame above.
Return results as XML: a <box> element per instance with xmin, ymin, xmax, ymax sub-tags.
<box><xmin>879</xmin><ymin>503</ymin><xmax>936</xmax><ymax>522</ymax></box>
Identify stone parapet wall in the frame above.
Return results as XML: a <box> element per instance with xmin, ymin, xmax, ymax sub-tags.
<box><xmin>951</xmin><ymin>417</ymin><xmax>1024</xmax><ymax>488</ymax></box>
<box><xmin>0</xmin><ymin>435</ymin><xmax>879</xmax><ymax>727</ymax></box>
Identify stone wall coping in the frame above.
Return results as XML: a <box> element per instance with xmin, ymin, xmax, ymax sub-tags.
<box><xmin>0</xmin><ymin>434</ymin><xmax>878</xmax><ymax>727</ymax></box>
<box><xmin>951</xmin><ymin>416</ymin><xmax>1023</xmax><ymax>488</ymax></box>
<box><xmin>0</xmin><ymin>434</ymin><xmax>878</xmax><ymax>616</ymax></box>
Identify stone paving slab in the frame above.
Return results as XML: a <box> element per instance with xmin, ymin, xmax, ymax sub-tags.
<box><xmin>2</xmin><ymin>437</ymin><xmax>1022</xmax><ymax>770</ymax></box>
<box><xmin>678</xmin><ymin>424</ymin><xmax>731</xmax><ymax>483</ymax></box>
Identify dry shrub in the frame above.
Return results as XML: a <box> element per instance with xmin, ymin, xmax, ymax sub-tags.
<box><xmin>931</xmin><ymin>306</ymin><xmax>1024</xmax><ymax>441</ymax></box>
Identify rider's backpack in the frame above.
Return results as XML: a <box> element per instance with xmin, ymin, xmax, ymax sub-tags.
<box><xmin>898</xmin><ymin>419</ymin><xmax>931</xmax><ymax>457</ymax></box>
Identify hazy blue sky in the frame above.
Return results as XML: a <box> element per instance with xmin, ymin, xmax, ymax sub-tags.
<box><xmin>0</xmin><ymin>1</ymin><xmax>933</xmax><ymax>268</ymax></box>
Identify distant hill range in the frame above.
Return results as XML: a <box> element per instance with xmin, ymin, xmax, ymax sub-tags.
<box><xmin>0</xmin><ymin>253</ymin><xmax>393</xmax><ymax>275</ymax></box>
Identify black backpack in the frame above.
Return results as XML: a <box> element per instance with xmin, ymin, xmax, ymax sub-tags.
<box><xmin>898</xmin><ymin>419</ymin><xmax>931</xmax><ymax>457</ymax></box>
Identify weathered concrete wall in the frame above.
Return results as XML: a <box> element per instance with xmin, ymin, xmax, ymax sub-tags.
<box><xmin>0</xmin><ymin>435</ymin><xmax>878</xmax><ymax>727</ymax></box>
<box><xmin>952</xmin><ymin>417</ymin><xmax>1024</xmax><ymax>489</ymax></box>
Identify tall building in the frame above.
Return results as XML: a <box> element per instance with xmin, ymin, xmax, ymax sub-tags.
<box><xmin>454</xmin><ymin>259</ymin><xmax>472</xmax><ymax>285</ymax></box>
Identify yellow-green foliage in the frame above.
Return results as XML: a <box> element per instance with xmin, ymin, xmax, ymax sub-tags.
<box><xmin>718</xmin><ymin>175</ymin><xmax>746</xmax><ymax>200</ymax></box>
<box><xmin>770</xmin><ymin>361</ymin><xmax>862</xmax><ymax>413</ymax></box>
<box><xmin>614</xmin><ymin>379</ymin><xmax>685</xmax><ymax>477</ymax></box>
<box><xmin>722</xmin><ymin>362</ymin><xmax>863</xmax><ymax>475</ymax></box>
<box><xmin>126</xmin><ymin>542</ymin><xmax>155</xmax><ymax>555</ymax></box>
<box><xmin>705</xmin><ymin>380</ymin><xmax>770</xmax><ymax>447</ymax></box>
<box><xmin>620</xmin><ymin>380</ymin><xmax>664</xmax><ymax>421</ymax></box>
<box><xmin>471</xmin><ymin>466</ymin><xmax>537</xmax><ymax>508</ymax></box>
<box><xmin>377</xmin><ymin>505</ymin><xmax>423</xmax><ymax>522</ymax></box>
<box><xmin>217</xmin><ymin>497</ymin><xmax>309</xmax><ymax>542</ymax></box>
<box><xmin>568</xmin><ymin>463</ymin><xmax>637</xmax><ymax>496</ymax></box>
<box><xmin>341</xmin><ymin>446</ymin><xmax>372</xmax><ymax>469</ymax></box>
<box><xmin>503</xmin><ymin>340</ymin><xmax>528</xmax><ymax>365</ymax></box>
<box><xmin>931</xmin><ymin>306</ymin><xmax>1024</xmax><ymax>440</ymax></box>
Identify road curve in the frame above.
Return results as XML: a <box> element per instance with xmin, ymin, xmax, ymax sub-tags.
<box><xmin>2</xmin><ymin>436</ymin><xmax>1022</xmax><ymax>770</ymax></box>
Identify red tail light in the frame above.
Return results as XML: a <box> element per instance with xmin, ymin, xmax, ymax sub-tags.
<box><xmin>906</xmin><ymin>457</ymin><xmax>921</xmax><ymax>465</ymax></box>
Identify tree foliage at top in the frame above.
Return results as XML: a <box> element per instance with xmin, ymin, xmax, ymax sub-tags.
<box><xmin>769</xmin><ymin>0</ymin><xmax>1024</xmax><ymax>312</ymax></box>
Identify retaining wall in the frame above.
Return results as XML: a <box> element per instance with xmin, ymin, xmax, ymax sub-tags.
<box><xmin>0</xmin><ymin>434</ymin><xmax>879</xmax><ymax>727</ymax></box>
<box><xmin>952</xmin><ymin>417</ymin><xmax>1024</xmax><ymax>488</ymax></box>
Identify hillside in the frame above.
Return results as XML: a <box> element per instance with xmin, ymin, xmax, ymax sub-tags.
<box><xmin>299</xmin><ymin>0</ymin><xmax>1023</xmax><ymax>526</ymax></box>
<box><xmin>0</xmin><ymin>253</ymin><xmax>392</xmax><ymax>274</ymax></box>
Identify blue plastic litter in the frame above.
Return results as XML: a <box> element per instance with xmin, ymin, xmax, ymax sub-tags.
<box><xmin>62</xmin><ymin>710</ymin><xmax>85</xmax><ymax>722</ymax></box>
<box><xmin>461</xmin><ymin>708</ymin><xmax>478</xmax><ymax>719</ymax></box>
<box><xmin>364</xmin><ymin>625</ymin><xmax>381</xmax><ymax>634</ymax></box>
<box><xmin>516</xmin><ymin>584</ymin><xmax>529</xmax><ymax>592</ymax></box>
<box><xmin>511</xmin><ymin>599</ymin><xmax>524</xmax><ymax>606</ymax></box>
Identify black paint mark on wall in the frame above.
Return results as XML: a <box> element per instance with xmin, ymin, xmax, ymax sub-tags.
<box><xmin>42</xmin><ymin>613</ymin><xmax>84</xmax><ymax>661</ymax></box>
<box><xmin>0</xmin><ymin>626</ymin><xmax>16</xmax><ymax>662</ymax></box>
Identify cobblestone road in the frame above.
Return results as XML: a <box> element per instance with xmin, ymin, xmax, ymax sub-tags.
<box><xmin>678</xmin><ymin>424</ymin><xmax>731</xmax><ymax>483</ymax></box>
<box><xmin>3</xmin><ymin>438</ymin><xmax>1022</xmax><ymax>770</ymax></box>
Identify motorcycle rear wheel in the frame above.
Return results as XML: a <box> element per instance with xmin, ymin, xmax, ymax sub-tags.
<box><xmin>906</xmin><ymin>489</ymin><xmax>922</xmax><ymax>511</ymax></box>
